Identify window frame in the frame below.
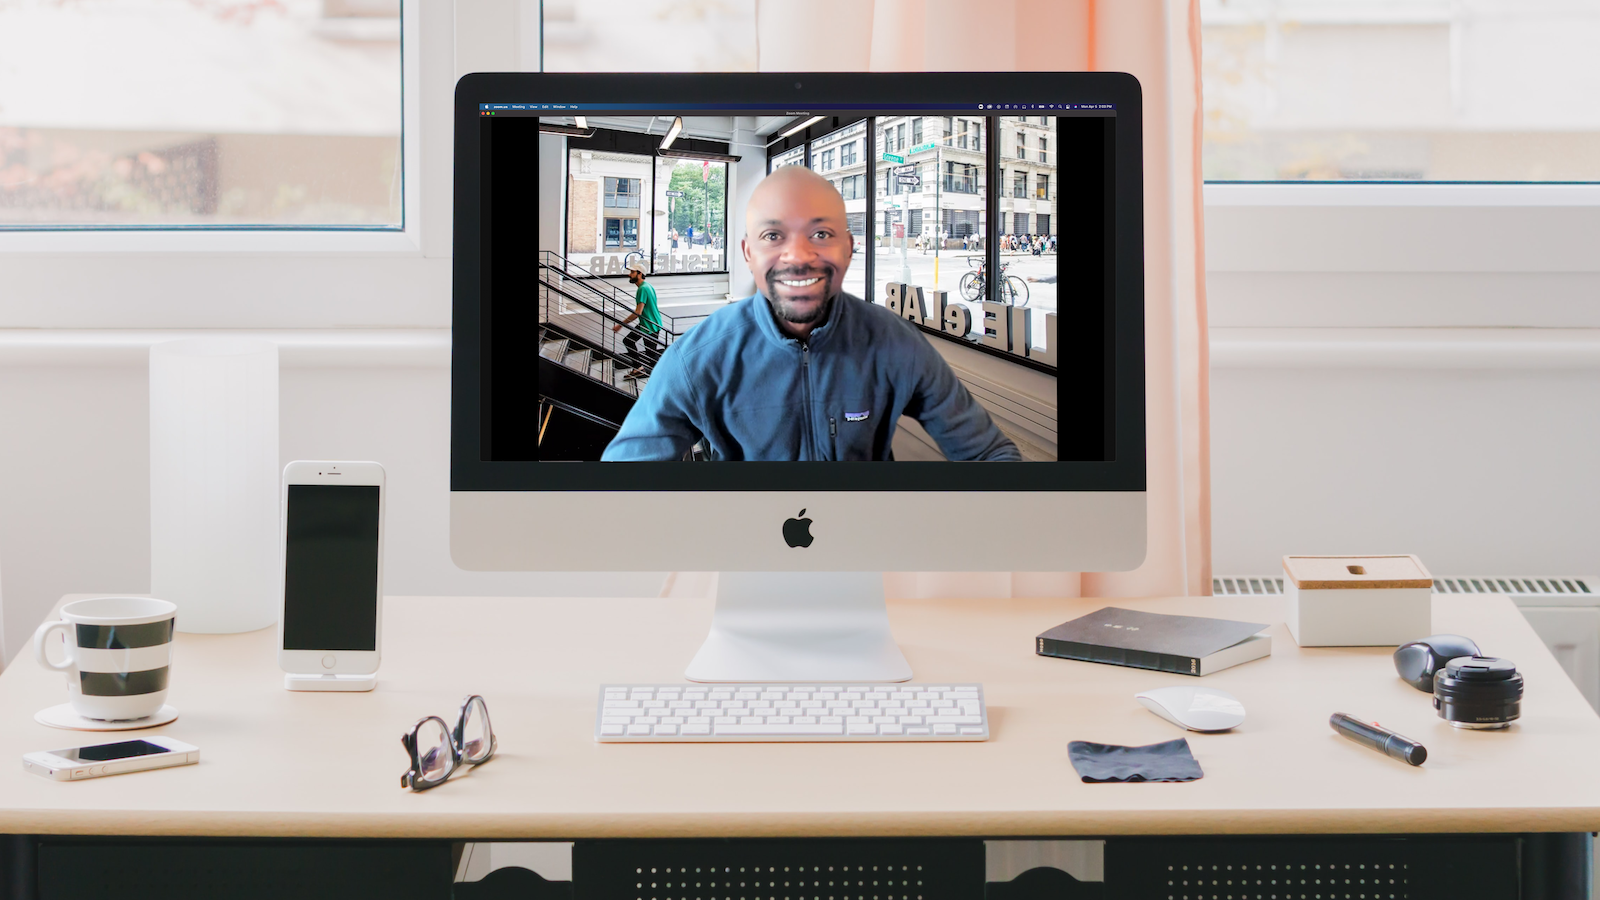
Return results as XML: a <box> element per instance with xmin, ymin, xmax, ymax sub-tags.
<box><xmin>603</xmin><ymin>177</ymin><xmax>642</xmax><ymax>209</ymax></box>
<box><xmin>1205</xmin><ymin>183</ymin><xmax>1600</xmax><ymax>276</ymax></box>
<box><xmin>0</xmin><ymin>0</ymin><xmax>440</xmax><ymax>332</ymax></box>
<box><xmin>1198</xmin><ymin>4</ymin><xmax>1600</xmax><ymax>297</ymax></box>
<box><xmin>565</xmin><ymin>129</ymin><xmax>731</xmax><ymax>277</ymax></box>
<box><xmin>0</xmin><ymin>1</ymin><xmax>424</xmax><ymax>256</ymax></box>
<box><xmin>769</xmin><ymin>145</ymin><xmax>805</xmax><ymax>173</ymax></box>
<box><xmin>942</xmin><ymin>161</ymin><xmax>977</xmax><ymax>195</ymax></box>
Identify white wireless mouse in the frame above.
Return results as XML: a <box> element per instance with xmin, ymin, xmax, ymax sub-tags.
<box><xmin>1135</xmin><ymin>686</ymin><xmax>1246</xmax><ymax>732</ymax></box>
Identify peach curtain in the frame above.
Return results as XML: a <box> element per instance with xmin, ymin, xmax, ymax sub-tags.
<box><xmin>754</xmin><ymin>0</ymin><xmax>1213</xmax><ymax>599</ymax></box>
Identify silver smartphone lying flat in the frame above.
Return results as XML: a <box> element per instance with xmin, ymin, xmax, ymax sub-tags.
<box><xmin>23</xmin><ymin>736</ymin><xmax>199</xmax><ymax>781</ymax></box>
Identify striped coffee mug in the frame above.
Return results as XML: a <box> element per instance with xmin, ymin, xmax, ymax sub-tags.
<box><xmin>33</xmin><ymin>597</ymin><xmax>177</xmax><ymax>721</ymax></box>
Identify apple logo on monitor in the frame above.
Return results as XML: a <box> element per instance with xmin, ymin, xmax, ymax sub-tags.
<box><xmin>782</xmin><ymin>509</ymin><xmax>814</xmax><ymax>548</ymax></box>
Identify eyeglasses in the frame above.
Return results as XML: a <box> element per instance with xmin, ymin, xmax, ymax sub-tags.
<box><xmin>400</xmin><ymin>695</ymin><xmax>498</xmax><ymax>791</ymax></box>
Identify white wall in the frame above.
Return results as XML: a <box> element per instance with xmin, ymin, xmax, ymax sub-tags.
<box><xmin>9</xmin><ymin>314</ymin><xmax>1595</xmax><ymax>666</ymax></box>
<box><xmin>0</xmin><ymin>353</ymin><xmax>667</xmax><ymax>665</ymax></box>
<box><xmin>8</xmin><ymin>280</ymin><xmax>1599</xmax><ymax>663</ymax></box>
<box><xmin>539</xmin><ymin>133</ymin><xmax>566</xmax><ymax>254</ymax></box>
<box><xmin>1206</xmin><ymin>190</ymin><xmax>1600</xmax><ymax>579</ymax></box>
<box><xmin>729</xmin><ymin>117</ymin><xmax>765</xmax><ymax>300</ymax></box>
<box><xmin>1210</xmin><ymin>362</ymin><xmax>1600</xmax><ymax>577</ymax></box>
<box><xmin>0</xmin><ymin>365</ymin><xmax>148</xmax><ymax>664</ymax></box>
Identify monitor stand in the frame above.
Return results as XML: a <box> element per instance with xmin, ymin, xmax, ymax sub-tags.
<box><xmin>684</xmin><ymin>571</ymin><xmax>913</xmax><ymax>683</ymax></box>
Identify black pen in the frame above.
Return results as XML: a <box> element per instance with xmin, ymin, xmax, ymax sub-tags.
<box><xmin>1329</xmin><ymin>713</ymin><xmax>1427</xmax><ymax>766</ymax></box>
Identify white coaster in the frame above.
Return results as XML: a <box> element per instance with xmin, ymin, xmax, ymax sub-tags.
<box><xmin>35</xmin><ymin>704</ymin><xmax>179</xmax><ymax>732</ymax></box>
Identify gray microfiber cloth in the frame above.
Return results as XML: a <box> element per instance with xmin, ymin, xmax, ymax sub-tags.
<box><xmin>1068</xmin><ymin>738</ymin><xmax>1205</xmax><ymax>783</ymax></box>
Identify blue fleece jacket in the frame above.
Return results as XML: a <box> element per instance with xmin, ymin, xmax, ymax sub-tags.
<box><xmin>601</xmin><ymin>292</ymin><xmax>1021</xmax><ymax>461</ymax></box>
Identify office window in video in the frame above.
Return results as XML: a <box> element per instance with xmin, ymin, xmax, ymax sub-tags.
<box><xmin>809</xmin><ymin>121</ymin><xmax>868</xmax><ymax>301</ymax></box>
<box><xmin>769</xmin><ymin>146</ymin><xmax>804</xmax><ymax>172</ymax></box>
<box><xmin>565</xmin><ymin>142</ymin><xmax>726</xmax><ymax>279</ymax></box>
<box><xmin>995</xmin><ymin>115</ymin><xmax>1057</xmax><ymax>347</ymax></box>
<box><xmin>873</xmin><ymin>115</ymin><xmax>988</xmax><ymax>352</ymax></box>
<box><xmin>567</xmin><ymin>147</ymin><xmax>653</xmax><ymax>275</ymax></box>
<box><xmin>653</xmin><ymin>155</ymin><xmax>727</xmax><ymax>275</ymax></box>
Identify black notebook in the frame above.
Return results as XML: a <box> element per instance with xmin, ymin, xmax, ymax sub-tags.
<box><xmin>1036</xmin><ymin>607</ymin><xmax>1271</xmax><ymax>676</ymax></box>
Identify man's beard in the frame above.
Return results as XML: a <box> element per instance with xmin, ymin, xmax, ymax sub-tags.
<box><xmin>763</xmin><ymin>265</ymin><xmax>837</xmax><ymax>326</ymax></box>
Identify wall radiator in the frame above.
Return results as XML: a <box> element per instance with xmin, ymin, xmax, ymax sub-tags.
<box><xmin>1214</xmin><ymin>574</ymin><xmax>1600</xmax><ymax>712</ymax></box>
<box><xmin>1213</xmin><ymin>575</ymin><xmax>1595</xmax><ymax>598</ymax></box>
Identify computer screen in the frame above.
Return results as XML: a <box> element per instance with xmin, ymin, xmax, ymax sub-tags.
<box><xmin>484</xmin><ymin>102</ymin><xmax>1118</xmax><ymax>473</ymax></box>
<box><xmin>451</xmin><ymin>73</ymin><xmax>1143</xmax><ymax>577</ymax></box>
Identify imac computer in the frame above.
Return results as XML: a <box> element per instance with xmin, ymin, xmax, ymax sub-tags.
<box><xmin>451</xmin><ymin>73</ymin><xmax>1146</xmax><ymax>683</ymax></box>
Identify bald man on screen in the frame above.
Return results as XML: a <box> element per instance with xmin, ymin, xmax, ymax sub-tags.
<box><xmin>602</xmin><ymin>165</ymin><xmax>1019</xmax><ymax>462</ymax></box>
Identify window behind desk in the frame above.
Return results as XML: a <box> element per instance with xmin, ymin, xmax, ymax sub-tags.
<box><xmin>1200</xmin><ymin>0</ymin><xmax>1600</xmax><ymax>182</ymax></box>
<box><xmin>0</xmin><ymin>0</ymin><xmax>404</xmax><ymax>228</ymax></box>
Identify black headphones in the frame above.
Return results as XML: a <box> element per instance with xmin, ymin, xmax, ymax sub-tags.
<box><xmin>1393</xmin><ymin>634</ymin><xmax>1482</xmax><ymax>692</ymax></box>
<box><xmin>1394</xmin><ymin>634</ymin><xmax>1523</xmax><ymax>728</ymax></box>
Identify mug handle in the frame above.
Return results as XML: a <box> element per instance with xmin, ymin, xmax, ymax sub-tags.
<box><xmin>33</xmin><ymin>620</ymin><xmax>75</xmax><ymax>672</ymax></box>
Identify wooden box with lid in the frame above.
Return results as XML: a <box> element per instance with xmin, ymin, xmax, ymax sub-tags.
<box><xmin>1283</xmin><ymin>554</ymin><xmax>1434</xmax><ymax>647</ymax></box>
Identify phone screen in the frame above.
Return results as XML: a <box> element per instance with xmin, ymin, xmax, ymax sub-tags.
<box><xmin>57</xmin><ymin>740</ymin><xmax>172</xmax><ymax>762</ymax></box>
<box><xmin>283</xmin><ymin>484</ymin><xmax>380</xmax><ymax>651</ymax></box>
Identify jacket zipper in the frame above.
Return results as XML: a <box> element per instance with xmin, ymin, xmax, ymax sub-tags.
<box><xmin>800</xmin><ymin>342</ymin><xmax>814</xmax><ymax>459</ymax></box>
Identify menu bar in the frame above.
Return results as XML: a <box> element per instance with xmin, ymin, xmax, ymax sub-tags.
<box><xmin>478</xmin><ymin>103</ymin><xmax>1116</xmax><ymax>112</ymax></box>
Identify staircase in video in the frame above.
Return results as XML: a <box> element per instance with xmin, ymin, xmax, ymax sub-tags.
<box><xmin>536</xmin><ymin>252</ymin><xmax>704</xmax><ymax>460</ymax></box>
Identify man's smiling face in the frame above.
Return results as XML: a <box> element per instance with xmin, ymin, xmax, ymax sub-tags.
<box><xmin>741</xmin><ymin>166</ymin><xmax>852</xmax><ymax>339</ymax></box>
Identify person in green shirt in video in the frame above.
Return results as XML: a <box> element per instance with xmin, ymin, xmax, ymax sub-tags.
<box><xmin>612</xmin><ymin>260</ymin><xmax>663</xmax><ymax>380</ymax></box>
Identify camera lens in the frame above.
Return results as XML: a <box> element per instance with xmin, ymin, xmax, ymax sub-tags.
<box><xmin>1433</xmin><ymin>656</ymin><xmax>1523</xmax><ymax>729</ymax></box>
<box><xmin>795</xmin><ymin>82</ymin><xmax>802</xmax><ymax>89</ymax></box>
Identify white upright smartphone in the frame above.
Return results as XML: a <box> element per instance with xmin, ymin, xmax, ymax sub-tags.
<box><xmin>278</xmin><ymin>461</ymin><xmax>385</xmax><ymax>688</ymax></box>
<box><xmin>24</xmin><ymin>736</ymin><xmax>199</xmax><ymax>781</ymax></box>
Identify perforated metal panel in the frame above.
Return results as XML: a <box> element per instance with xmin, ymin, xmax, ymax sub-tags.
<box><xmin>573</xmin><ymin>839</ymin><xmax>984</xmax><ymax>900</ymax></box>
<box><xmin>1106</xmin><ymin>837</ymin><xmax>1519</xmax><ymax>900</ymax></box>
<box><xmin>1159</xmin><ymin>860</ymin><xmax>1409</xmax><ymax>900</ymax></box>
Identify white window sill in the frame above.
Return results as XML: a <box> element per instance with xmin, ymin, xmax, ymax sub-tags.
<box><xmin>0</xmin><ymin>229</ymin><xmax>423</xmax><ymax>256</ymax></box>
<box><xmin>1210</xmin><ymin>327</ymin><xmax>1600</xmax><ymax>369</ymax></box>
<box><xmin>12</xmin><ymin>326</ymin><xmax>1595</xmax><ymax>372</ymax></box>
<box><xmin>0</xmin><ymin>329</ymin><xmax>450</xmax><ymax>367</ymax></box>
<box><xmin>1204</xmin><ymin>183</ymin><xmax>1600</xmax><ymax>208</ymax></box>
<box><xmin>1205</xmin><ymin>183</ymin><xmax>1600</xmax><ymax>274</ymax></box>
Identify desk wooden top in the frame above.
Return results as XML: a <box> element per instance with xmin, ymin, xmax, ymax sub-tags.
<box><xmin>1</xmin><ymin>593</ymin><xmax>1597</xmax><ymax>839</ymax></box>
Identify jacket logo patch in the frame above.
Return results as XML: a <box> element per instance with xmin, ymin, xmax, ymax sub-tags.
<box><xmin>844</xmin><ymin>410</ymin><xmax>871</xmax><ymax>422</ymax></box>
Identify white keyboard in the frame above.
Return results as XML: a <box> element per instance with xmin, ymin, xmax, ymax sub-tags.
<box><xmin>594</xmin><ymin>683</ymin><xmax>989</xmax><ymax>742</ymax></box>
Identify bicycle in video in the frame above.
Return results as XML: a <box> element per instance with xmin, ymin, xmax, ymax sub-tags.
<box><xmin>958</xmin><ymin>256</ymin><xmax>1029</xmax><ymax>307</ymax></box>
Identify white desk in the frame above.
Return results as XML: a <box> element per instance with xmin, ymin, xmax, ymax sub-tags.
<box><xmin>1</xmin><ymin>593</ymin><xmax>1597</xmax><ymax>840</ymax></box>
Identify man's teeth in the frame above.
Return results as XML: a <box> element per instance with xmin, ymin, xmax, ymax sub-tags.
<box><xmin>779</xmin><ymin>276</ymin><xmax>823</xmax><ymax>287</ymax></box>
